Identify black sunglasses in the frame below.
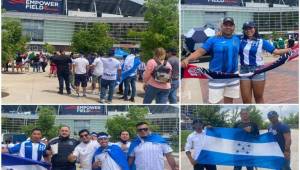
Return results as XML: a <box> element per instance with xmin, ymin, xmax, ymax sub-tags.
<box><xmin>137</xmin><ymin>128</ymin><xmax>148</xmax><ymax>132</ymax></box>
<box><xmin>80</xmin><ymin>134</ymin><xmax>89</xmax><ymax>138</ymax></box>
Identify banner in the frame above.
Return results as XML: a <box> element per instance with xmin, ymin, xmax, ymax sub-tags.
<box><xmin>3</xmin><ymin>0</ymin><xmax>64</xmax><ymax>14</ymax></box>
<box><xmin>184</xmin><ymin>0</ymin><xmax>241</xmax><ymax>6</ymax></box>
<box><xmin>60</xmin><ymin>105</ymin><xmax>106</xmax><ymax>115</ymax></box>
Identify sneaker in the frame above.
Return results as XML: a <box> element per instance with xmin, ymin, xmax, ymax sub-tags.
<box><xmin>57</xmin><ymin>91</ymin><xmax>63</xmax><ymax>95</ymax></box>
<box><xmin>129</xmin><ymin>97</ymin><xmax>135</xmax><ymax>102</ymax></box>
<box><xmin>99</xmin><ymin>99</ymin><xmax>105</xmax><ymax>103</ymax></box>
<box><xmin>67</xmin><ymin>91</ymin><xmax>71</xmax><ymax>95</ymax></box>
<box><xmin>106</xmin><ymin>100</ymin><xmax>112</xmax><ymax>104</ymax></box>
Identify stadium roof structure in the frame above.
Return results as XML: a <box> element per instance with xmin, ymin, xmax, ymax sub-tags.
<box><xmin>67</xmin><ymin>0</ymin><xmax>146</xmax><ymax>17</ymax></box>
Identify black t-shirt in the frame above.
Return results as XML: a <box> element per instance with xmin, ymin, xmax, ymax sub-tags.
<box><xmin>51</xmin><ymin>55</ymin><xmax>72</xmax><ymax>73</ymax></box>
<box><xmin>47</xmin><ymin>136</ymin><xmax>79</xmax><ymax>168</ymax></box>
<box><xmin>16</xmin><ymin>56</ymin><xmax>22</xmax><ymax>63</ymax></box>
<box><xmin>233</xmin><ymin>121</ymin><xmax>259</xmax><ymax>136</ymax></box>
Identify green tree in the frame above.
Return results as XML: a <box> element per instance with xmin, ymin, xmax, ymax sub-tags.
<box><xmin>283</xmin><ymin>112</ymin><xmax>299</xmax><ymax>128</ymax></box>
<box><xmin>106</xmin><ymin>106</ymin><xmax>158</xmax><ymax>142</ymax></box>
<box><xmin>191</xmin><ymin>105</ymin><xmax>228</xmax><ymax>127</ymax></box>
<box><xmin>2</xmin><ymin>19</ymin><xmax>28</xmax><ymax>65</ymax></box>
<box><xmin>43</xmin><ymin>43</ymin><xmax>55</xmax><ymax>54</ymax></box>
<box><xmin>245</xmin><ymin>106</ymin><xmax>264</xmax><ymax>129</ymax></box>
<box><xmin>71</xmin><ymin>23</ymin><xmax>114</xmax><ymax>55</ymax></box>
<box><xmin>128</xmin><ymin>0</ymin><xmax>179</xmax><ymax>61</ymax></box>
<box><xmin>21</xmin><ymin>106</ymin><xmax>60</xmax><ymax>139</ymax></box>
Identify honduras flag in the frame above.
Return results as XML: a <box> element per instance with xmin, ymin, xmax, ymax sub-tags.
<box><xmin>197</xmin><ymin>128</ymin><xmax>285</xmax><ymax>169</ymax></box>
<box><xmin>116</xmin><ymin>55</ymin><xmax>141</xmax><ymax>86</ymax></box>
<box><xmin>2</xmin><ymin>153</ymin><xmax>51</xmax><ymax>170</ymax></box>
<box><xmin>114</xmin><ymin>48</ymin><xmax>129</xmax><ymax>59</ymax></box>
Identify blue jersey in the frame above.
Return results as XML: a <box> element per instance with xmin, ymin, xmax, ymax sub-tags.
<box><xmin>202</xmin><ymin>35</ymin><xmax>240</xmax><ymax>73</ymax></box>
<box><xmin>268</xmin><ymin>122</ymin><xmax>290</xmax><ymax>153</ymax></box>
<box><xmin>239</xmin><ymin>37</ymin><xmax>275</xmax><ymax>66</ymax></box>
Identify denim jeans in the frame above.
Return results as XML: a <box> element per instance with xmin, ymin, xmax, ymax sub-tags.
<box><xmin>281</xmin><ymin>159</ymin><xmax>291</xmax><ymax>170</ymax></box>
<box><xmin>143</xmin><ymin>84</ymin><xmax>170</xmax><ymax>104</ymax></box>
<box><xmin>194</xmin><ymin>163</ymin><xmax>217</xmax><ymax>170</ymax></box>
<box><xmin>57</xmin><ymin>71</ymin><xmax>70</xmax><ymax>93</ymax></box>
<box><xmin>124</xmin><ymin>76</ymin><xmax>136</xmax><ymax>99</ymax></box>
<box><xmin>100</xmin><ymin>79</ymin><xmax>116</xmax><ymax>101</ymax></box>
<box><xmin>233</xmin><ymin>166</ymin><xmax>253</xmax><ymax>170</ymax></box>
<box><xmin>33</xmin><ymin>62</ymin><xmax>39</xmax><ymax>72</ymax></box>
<box><xmin>168</xmin><ymin>79</ymin><xmax>179</xmax><ymax>104</ymax></box>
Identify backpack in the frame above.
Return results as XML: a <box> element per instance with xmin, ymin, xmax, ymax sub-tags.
<box><xmin>152</xmin><ymin>59</ymin><xmax>171</xmax><ymax>83</ymax></box>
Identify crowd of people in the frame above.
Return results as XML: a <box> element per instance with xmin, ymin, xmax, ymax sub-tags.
<box><xmin>182</xmin><ymin>17</ymin><xmax>297</xmax><ymax>104</ymax></box>
<box><xmin>185</xmin><ymin>110</ymin><xmax>292</xmax><ymax>170</ymax></box>
<box><xmin>2</xmin><ymin>122</ymin><xmax>179</xmax><ymax>170</ymax></box>
<box><xmin>4</xmin><ymin>47</ymin><xmax>179</xmax><ymax>104</ymax></box>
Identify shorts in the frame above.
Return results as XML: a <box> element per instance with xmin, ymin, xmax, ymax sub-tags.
<box><xmin>92</xmin><ymin>75</ymin><xmax>100</xmax><ymax>83</ymax></box>
<box><xmin>209</xmin><ymin>85</ymin><xmax>240</xmax><ymax>104</ymax></box>
<box><xmin>75</xmin><ymin>74</ymin><xmax>88</xmax><ymax>87</ymax></box>
<box><xmin>240</xmin><ymin>65</ymin><xmax>266</xmax><ymax>81</ymax></box>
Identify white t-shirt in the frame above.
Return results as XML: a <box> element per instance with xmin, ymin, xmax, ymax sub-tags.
<box><xmin>94</xmin><ymin>150</ymin><xmax>121</xmax><ymax>170</ymax></box>
<box><xmin>184</xmin><ymin>131</ymin><xmax>206</xmax><ymax>160</ymax></box>
<box><xmin>19</xmin><ymin>141</ymin><xmax>45</xmax><ymax>161</ymax></box>
<box><xmin>92</xmin><ymin>57</ymin><xmax>103</xmax><ymax>76</ymax></box>
<box><xmin>115</xmin><ymin>141</ymin><xmax>131</xmax><ymax>154</ymax></box>
<box><xmin>130</xmin><ymin>141</ymin><xmax>173</xmax><ymax>170</ymax></box>
<box><xmin>101</xmin><ymin>57</ymin><xmax>121</xmax><ymax>80</ymax></box>
<box><xmin>73</xmin><ymin>140</ymin><xmax>99</xmax><ymax>170</ymax></box>
<box><xmin>73</xmin><ymin>57</ymin><xmax>89</xmax><ymax>74</ymax></box>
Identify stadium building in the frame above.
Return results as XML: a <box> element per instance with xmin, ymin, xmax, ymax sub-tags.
<box><xmin>2</xmin><ymin>0</ymin><xmax>148</xmax><ymax>51</ymax></box>
<box><xmin>2</xmin><ymin>105</ymin><xmax>179</xmax><ymax>137</ymax></box>
<box><xmin>181</xmin><ymin>0</ymin><xmax>299</xmax><ymax>37</ymax></box>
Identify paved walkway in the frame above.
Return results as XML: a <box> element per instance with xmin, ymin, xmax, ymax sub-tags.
<box><xmin>2</xmin><ymin>69</ymin><xmax>147</xmax><ymax>104</ymax></box>
<box><xmin>181</xmin><ymin>56</ymin><xmax>299</xmax><ymax>104</ymax></box>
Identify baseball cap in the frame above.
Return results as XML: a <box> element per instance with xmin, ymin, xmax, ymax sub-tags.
<box><xmin>91</xmin><ymin>132</ymin><xmax>97</xmax><ymax>137</ymax></box>
<box><xmin>97</xmin><ymin>132</ymin><xmax>110</xmax><ymax>139</ymax></box>
<box><xmin>192</xmin><ymin>119</ymin><xmax>203</xmax><ymax>125</ymax></box>
<box><xmin>223</xmin><ymin>17</ymin><xmax>235</xmax><ymax>25</ymax></box>
<box><xmin>242</xmin><ymin>21</ymin><xmax>256</xmax><ymax>30</ymax></box>
<box><xmin>267</xmin><ymin>111</ymin><xmax>278</xmax><ymax>118</ymax></box>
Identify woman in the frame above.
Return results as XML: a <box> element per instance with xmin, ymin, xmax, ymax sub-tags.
<box><xmin>143</xmin><ymin>47</ymin><xmax>172</xmax><ymax>104</ymax></box>
<box><xmin>239</xmin><ymin>21</ymin><xmax>291</xmax><ymax>103</ymax></box>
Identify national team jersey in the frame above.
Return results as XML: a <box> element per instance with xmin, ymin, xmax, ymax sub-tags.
<box><xmin>202</xmin><ymin>35</ymin><xmax>240</xmax><ymax>73</ymax></box>
<box><xmin>239</xmin><ymin>37</ymin><xmax>275</xmax><ymax>66</ymax></box>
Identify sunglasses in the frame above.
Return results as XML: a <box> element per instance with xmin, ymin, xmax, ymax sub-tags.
<box><xmin>137</xmin><ymin>128</ymin><xmax>148</xmax><ymax>132</ymax></box>
<box><xmin>80</xmin><ymin>134</ymin><xmax>89</xmax><ymax>138</ymax></box>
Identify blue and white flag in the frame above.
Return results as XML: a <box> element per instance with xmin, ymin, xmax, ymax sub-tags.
<box><xmin>2</xmin><ymin>153</ymin><xmax>51</xmax><ymax>170</ymax></box>
<box><xmin>116</xmin><ymin>56</ymin><xmax>141</xmax><ymax>86</ymax></box>
<box><xmin>197</xmin><ymin>128</ymin><xmax>285</xmax><ymax>169</ymax></box>
<box><xmin>114</xmin><ymin>48</ymin><xmax>129</xmax><ymax>58</ymax></box>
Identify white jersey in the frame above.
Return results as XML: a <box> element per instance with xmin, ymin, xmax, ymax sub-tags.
<box><xmin>94</xmin><ymin>151</ymin><xmax>121</xmax><ymax>170</ymax></box>
<box><xmin>19</xmin><ymin>141</ymin><xmax>46</xmax><ymax>161</ymax></box>
<box><xmin>73</xmin><ymin>140</ymin><xmax>99</xmax><ymax>170</ymax></box>
<box><xmin>114</xmin><ymin>141</ymin><xmax>131</xmax><ymax>154</ymax></box>
<box><xmin>101</xmin><ymin>57</ymin><xmax>121</xmax><ymax>80</ymax></box>
<box><xmin>130</xmin><ymin>141</ymin><xmax>173</xmax><ymax>170</ymax></box>
<box><xmin>92</xmin><ymin>57</ymin><xmax>103</xmax><ymax>76</ymax></box>
<box><xmin>73</xmin><ymin>57</ymin><xmax>89</xmax><ymax>74</ymax></box>
<box><xmin>123</xmin><ymin>54</ymin><xmax>136</xmax><ymax>76</ymax></box>
<box><xmin>184</xmin><ymin>131</ymin><xmax>206</xmax><ymax>160</ymax></box>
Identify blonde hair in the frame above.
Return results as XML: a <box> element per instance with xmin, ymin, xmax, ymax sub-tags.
<box><xmin>154</xmin><ymin>48</ymin><xmax>166</xmax><ymax>61</ymax></box>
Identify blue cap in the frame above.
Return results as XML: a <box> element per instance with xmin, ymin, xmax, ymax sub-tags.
<box><xmin>243</xmin><ymin>21</ymin><xmax>256</xmax><ymax>30</ymax></box>
<box><xmin>97</xmin><ymin>132</ymin><xmax>109</xmax><ymax>139</ymax></box>
<box><xmin>267</xmin><ymin>111</ymin><xmax>278</xmax><ymax>118</ymax></box>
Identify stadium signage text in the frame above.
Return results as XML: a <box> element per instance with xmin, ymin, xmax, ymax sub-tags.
<box><xmin>4</xmin><ymin>0</ymin><xmax>63</xmax><ymax>14</ymax></box>
<box><xmin>185</xmin><ymin>0</ymin><xmax>240</xmax><ymax>6</ymax></box>
<box><xmin>76</xmin><ymin>106</ymin><xmax>102</xmax><ymax>113</ymax></box>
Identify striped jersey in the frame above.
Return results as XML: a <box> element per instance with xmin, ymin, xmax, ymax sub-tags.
<box><xmin>19</xmin><ymin>140</ymin><xmax>46</xmax><ymax>161</ymax></box>
<box><xmin>239</xmin><ymin>37</ymin><xmax>275</xmax><ymax>66</ymax></box>
<box><xmin>129</xmin><ymin>141</ymin><xmax>173</xmax><ymax>170</ymax></box>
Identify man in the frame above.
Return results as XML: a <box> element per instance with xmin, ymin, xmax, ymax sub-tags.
<box><xmin>115</xmin><ymin>130</ymin><xmax>131</xmax><ymax>155</ymax></box>
<box><xmin>47</xmin><ymin>125</ymin><xmax>79</xmax><ymax>170</ymax></box>
<box><xmin>72</xmin><ymin>54</ymin><xmax>90</xmax><ymax>97</ymax></box>
<box><xmin>185</xmin><ymin>119</ymin><xmax>216</xmax><ymax>170</ymax></box>
<box><xmin>121</xmin><ymin>49</ymin><xmax>139</xmax><ymax>102</ymax></box>
<box><xmin>92</xmin><ymin>132</ymin><xmax>129</xmax><ymax>170</ymax></box>
<box><xmin>90</xmin><ymin>53</ymin><xmax>103</xmax><ymax>95</ymax></box>
<box><xmin>128</xmin><ymin>122</ymin><xmax>178</xmax><ymax>170</ymax></box>
<box><xmin>51</xmin><ymin>50</ymin><xmax>73</xmax><ymax>95</ymax></box>
<box><xmin>182</xmin><ymin>17</ymin><xmax>240</xmax><ymax>104</ymax></box>
<box><xmin>167</xmin><ymin>48</ymin><xmax>179</xmax><ymax>104</ymax></box>
<box><xmin>100</xmin><ymin>49</ymin><xmax>121</xmax><ymax>104</ymax></box>
<box><xmin>68</xmin><ymin>129</ymin><xmax>99</xmax><ymax>170</ymax></box>
<box><xmin>4</xmin><ymin>128</ymin><xmax>48</xmax><ymax>162</ymax></box>
<box><xmin>267</xmin><ymin>111</ymin><xmax>291</xmax><ymax>170</ymax></box>
<box><xmin>233</xmin><ymin>109</ymin><xmax>259</xmax><ymax>170</ymax></box>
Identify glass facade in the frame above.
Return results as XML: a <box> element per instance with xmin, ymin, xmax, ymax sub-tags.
<box><xmin>181</xmin><ymin>6</ymin><xmax>298</xmax><ymax>35</ymax></box>
<box><xmin>21</xmin><ymin>19</ymin><xmax>44</xmax><ymax>41</ymax></box>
